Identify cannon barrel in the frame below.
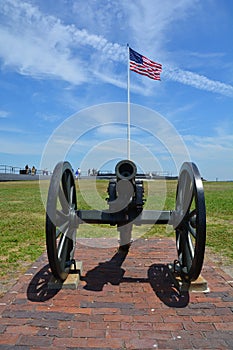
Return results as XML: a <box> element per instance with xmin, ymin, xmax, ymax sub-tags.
<box><xmin>115</xmin><ymin>159</ymin><xmax>137</xmax><ymax>182</ymax></box>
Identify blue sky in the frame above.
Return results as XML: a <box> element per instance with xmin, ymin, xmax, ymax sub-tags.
<box><xmin>0</xmin><ymin>0</ymin><xmax>232</xmax><ymax>180</ymax></box>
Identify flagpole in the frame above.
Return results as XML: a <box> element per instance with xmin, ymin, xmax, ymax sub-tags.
<box><xmin>127</xmin><ymin>44</ymin><xmax>131</xmax><ymax>160</ymax></box>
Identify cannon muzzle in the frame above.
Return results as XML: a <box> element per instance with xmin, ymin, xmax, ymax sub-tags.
<box><xmin>115</xmin><ymin>159</ymin><xmax>137</xmax><ymax>182</ymax></box>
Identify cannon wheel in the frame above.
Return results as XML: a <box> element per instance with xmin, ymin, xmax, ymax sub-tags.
<box><xmin>174</xmin><ymin>162</ymin><xmax>206</xmax><ymax>281</ymax></box>
<box><xmin>46</xmin><ymin>161</ymin><xmax>77</xmax><ymax>281</ymax></box>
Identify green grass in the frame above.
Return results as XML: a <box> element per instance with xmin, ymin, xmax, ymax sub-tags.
<box><xmin>0</xmin><ymin>179</ymin><xmax>232</xmax><ymax>291</ymax></box>
<box><xmin>0</xmin><ymin>181</ymin><xmax>45</xmax><ymax>285</ymax></box>
<box><xmin>203</xmin><ymin>182</ymin><xmax>233</xmax><ymax>261</ymax></box>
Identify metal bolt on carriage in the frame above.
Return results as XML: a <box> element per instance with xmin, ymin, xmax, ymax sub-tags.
<box><xmin>45</xmin><ymin>159</ymin><xmax>206</xmax><ymax>287</ymax></box>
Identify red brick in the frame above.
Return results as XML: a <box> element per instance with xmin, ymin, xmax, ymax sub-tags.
<box><xmin>158</xmin><ymin>337</ymin><xmax>193</xmax><ymax>349</ymax></box>
<box><xmin>91</xmin><ymin>307</ymin><xmax>120</xmax><ymax>315</ymax></box>
<box><xmin>215</xmin><ymin>302</ymin><xmax>233</xmax><ymax>308</ymax></box>
<box><xmin>86</xmin><ymin>337</ymin><xmax>123</xmax><ymax>348</ymax></box>
<box><xmin>106</xmin><ymin>329</ymin><xmax>139</xmax><ymax>339</ymax></box>
<box><xmin>133</xmin><ymin>314</ymin><xmax>163</xmax><ymax>323</ymax></box>
<box><xmin>125</xmin><ymin>337</ymin><xmax>159</xmax><ymax>349</ymax></box>
<box><xmin>72</xmin><ymin>328</ymin><xmax>105</xmax><ymax>338</ymax></box>
<box><xmin>194</xmin><ymin>296</ymin><xmax>222</xmax><ymax>303</ymax></box>
<box><xmin>74</xmin><ymin>314</ymin><xmax>104</xmax><ymax>322</ymax></box>
<box><xmin>17</xmin><ymin>335</ymin><xmax>52</xmax><ymax>347</ymax></box>
<box><xmin>0</xmin><ymin>333</ymin><xmax>19</xmax><ymax>345</ymax></box>
<box><xmin>191</xmin><ymin>337</ymin><xmax>229</xmax><ymax>349</ymax></box>
<box><xmin>53</xmin><ymin>336</ymin><xmax>87</xmax><ymax>348</ymax></box>
<box><xmin>104</xmin><ymin>314</ymin><xmax>133</xmax><ymax>322</ymax></box>
<box><xmin>163</xmin><ymin>315</ymin><xmax>191</xmax><ymax>323</ymax></box>
<box><xmin>63</xmin><ymin>320</ymin><xmax>90</xmax><ymax>330</ymax></box>
<box><xmin>139</xmin><ymin>330</ymin><xmax>172</xmax><ymax>340</ymax></box>
<box><xmin>0</xmin><ymin>317</ymin><xmax>31</xmax><ymax>326</ymax></box>
<box><xmin>5</xmin><ymin>325</ymin><xmax>39</xmax><ymax>335</ymax></box>
<box><xmin>192</xmin><ymin>315</ymin><xmax>225</xmax><ymax>323</ymax></box>
<box><xmin>153</xmin><ymin>322</ymin><xmax>183</xmax><ymax>331</ymax></box>
<box><xmin>90</xmin><ymin>321</ymin><xmax>120</xmax><ymax>330</ymax></box>
<box><xmin>35</xmin><ymin>305</ymin><xmax>83</xmax><ymax>314</ymax></box>
<box><xmin>38</xmin><ymin>326</ymin><xmax>72</xmax><ymax>338</ymax></box>
<box><xmin>72</xmin><ymin>307</ymin><xmax>93</xmax><ymax>315</ymax></box>
<box><xmin>184</xmin><ymin>322</ymin><xmax>216</xmax><ymax>331</ymax></box>
<box><xmin>1</xmin><ymin>237</ymin><xmax>233</xmax><ymax>349</ymax></box>
<box><xmin>214</xmin><ymin>307</ymin><xmax>233</xmax><ymax>315</ymax></box>
<box><xmin>121</xmin><ymin>321</ymin><xmax>154</xmax><ymax>331</ymax></box>
<box><xmin>214</xmin><ymin>322</ymin><xmax>233</xmax><ymax>331</ymax></box>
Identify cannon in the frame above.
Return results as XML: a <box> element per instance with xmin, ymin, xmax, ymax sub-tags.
<box><xmin>46</xmin><ymin>159</ymin><xmax>206</xmax><ymax>284</ymax></box>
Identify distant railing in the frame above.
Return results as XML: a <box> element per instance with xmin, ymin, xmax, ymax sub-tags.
<box><xmin>150</xmin><ymin>171</ymin><xmax>173</xmax><ymax>177</ymax></box>
<box><xmin>0</xmin><ymin>165</ymin><xmax>174</xmax><ymax>178</ymax></box>
<box><xmin>96</xmin><ymin>170</ymin><xmax>174</xmax><ymax>178</ymax></box>
<box><xmin>0</xmin><ymin>165</ymin><xmax>52</xmax><ymax>176</ymax></box>
<box><xmin>0</xmin><ymin>165</ymin><xmax>22</xmax><ymax>174</ymax></box>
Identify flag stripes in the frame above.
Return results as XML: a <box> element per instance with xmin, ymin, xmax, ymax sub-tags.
<box><xmin>129</xmin><ymin>47</ymin><xmax>162</xmax><ymax>80</ymax></box>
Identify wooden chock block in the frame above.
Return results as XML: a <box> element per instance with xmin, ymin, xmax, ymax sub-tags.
<box><xmin>48</xmin><ymin>261</ymin><xmax>83</xmax><ymax>290</ymax></box>
<box><xmin>189</xmin><ymin>275</ymin><xmax>209</xmax><ymax>293</ymax></box>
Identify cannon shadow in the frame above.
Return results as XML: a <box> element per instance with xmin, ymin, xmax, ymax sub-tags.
<box><xmin>147</xmin><ymin>264</ymin><xmax>189</xmax><ymax>308</ymax></box>
<box><xmin>27</xmin><ymin>264</ymin><xmax>60</xmax><ymax>302</ymax></box>
<box><xmin>82</xmin><ymin>249</ymin><xmax>128</xmax><ymax>292</ymax></box>
<box><xmin>27</xmin><ymin>252</ymin><xmax>189</xmax><ymax>307</ymax></box>
<box><xmin>82</xmin><ymin>252</ymin><xmax>189</xmax><ymax>308</ymax></box>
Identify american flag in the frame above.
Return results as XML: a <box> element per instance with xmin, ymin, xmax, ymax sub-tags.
<box><xmin>129</xmin><ymin>47</ymin><xmax>162</xmax><ymax>80</ymax></box>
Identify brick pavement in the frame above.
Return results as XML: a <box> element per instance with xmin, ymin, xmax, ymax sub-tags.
<box><xmin>0</xmin><ymin>238</ymin><xmax>233</xmax><ymax>349</ymax></box>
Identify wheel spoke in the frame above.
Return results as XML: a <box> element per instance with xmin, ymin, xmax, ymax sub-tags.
<box><xmin>58</xmin><ymin>227</ymin><xmax>69</xmax><ymax>259</ymax></box>
<box><xmin>62</xmin><ymin>171</ymin><xmax>71</xmax><ymax>204</ymax></box>
<box><xmin>187</xmin><ymin>232</ymin><xmax>194</xmax><ymax>259</ymax></box>
<box><xmin>187</xmin><ymin>223</ymin><xmax>197</xmax><ymax>239</ymax></box>
<box><xmin>56</xmin><ymin>221</ymin><xmax>69</xmax><ymax>239</ymax></box>
<box><xmin>177</xmin><ymin>180</ymin><xmax>184</xmax><ymax>211</ymax></box>
<box><xmin>180</xmin><ymin>230</ymin><xmax>192</xmax><ymax>271</ymax></box>
<box><xmin>180</xmin><ymin>231</ymin><xmax>186</xmax><ymax>256</ymax></box>
<box><xmin>56</xmin><ymin>209</ymin><xmax>69</xmax><ymax>226</ymax></box>
<box><xmin>67</xmin><ymin>228</ymin><xmax>76</xmax><ymax>243</ymax></box>
<box><xmin>176</xmin><ymin>229</ymin><xmax>185</xmax><ymax>263</ymax></box>
<box><xmin>69</xmin><ymin>185</ymin><xmax>74</xmax><ymax>208</ymax></box>
<box><xmin>183</xmin><ymin>175</ymin><xmax>192</xmax><ymax>213</ymax></box>
<box><xmin>58</xmin><ymin>184</ymin><xmax>69</xmax><ymax>213</ymax></box>
<box><xmin>176</xmin><ymin>231</ymin><xmax>180</xmax><ymax>251</ymax></box>
<box><xmin>176</xmin><ymin>231</ymin><xmax>181</xmax><ymax>256</ymax></box>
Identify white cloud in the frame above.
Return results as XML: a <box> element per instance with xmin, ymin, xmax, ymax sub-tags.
<box><xmin>0</xmin><ymin>125</ymin><xmax>25</xmax><ymax>133</ymax></box>
<box><xmin>0</xmin><ymin>136</ymin><xmax>43</xmax><ymax>155</ymax></box>
<box><xmin>163</xmin><ymin>65</ymin><xmax>233</xmax><ymax>97</ymax></box>
<box><xmin>0</xmin><ymin>0</ymin><xmax>87</xmax><ymax>84</ymax></box>
<box><xmin>0</xmin><ymin>27</ymin><xmax>86</xmax><ymax>84</ymax></box>
<box><xmin>185</xmin><ymin>134</ymin><xmax>233</xmax><ymax>155</ymax></box>
<box><xmin>121</xmin><ymin>0</ymin><xmax>199</xmax><ymax>53</ymax></box>
<box><xmin>183</xmin><ymin>132</ymin><xmax>233</xmax><ymax>180</ymax></box>
<box><xmin>0</xmin><ymin>110</ymin><xmax>9</xmax><ymax>118</ymax></box>
<box><xmin>38</xmin><ymin>113</ymin><xmax>62</xmax><ymax>123</ymax></box>
<box><xmin>39</xmin><ymin>102</ymin><xmax>191</xmax><ymax>174</ymax></box>
<box><xmin>0</xmin><ymin>0</ymin><xmax>232</xmax><ymax>98</ymax></box>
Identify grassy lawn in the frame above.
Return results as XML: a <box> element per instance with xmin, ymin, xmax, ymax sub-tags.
<box><xmin>0</xmin><ymin>179</ymin><xmax>232</xmax><ymax>293</ymax></box>
<box><xmin>0</xmin><ymin>181</ymin><xmax>46</xmax><ymax>288</ymax></box>
<box><xmin>203</xmin><ymin>182</ymin><xmax>233</xmax><ymax>261</ymax></box>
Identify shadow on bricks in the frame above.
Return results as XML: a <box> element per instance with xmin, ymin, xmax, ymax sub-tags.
<box><xmin>82</xmin><ymin>250</ymin><xmax>189</xmax><ymax>308</ymax></box>
<box><xmin>148</xmin><ymin>264</ymin><xmax>189</xmax><ymax>308</ymax></box>
<box><xmin>82</xmin><ymin>249</ymin><xmax>128</xmax><ymax>291</ymax></box>
<box><xmin>27</xmin><ymin>264</ymin><xmax>60</xmax><ymax>302</ymax></box>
